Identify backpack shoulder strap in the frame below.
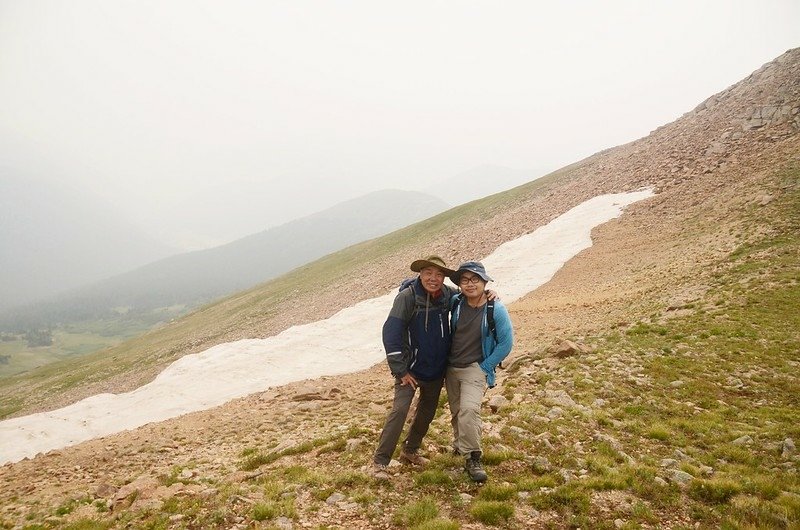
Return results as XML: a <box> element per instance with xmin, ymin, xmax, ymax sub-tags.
<box><xmin>486</xmin><ymin>299</ymin><xmax>498</xmax><ymax>343</ymax></box>
<box><xmin>451</xmin><ymin>292</ymin><xmax>464</xmax><ymax>310</ymax></box>
<box><xmin>450</xmin><ymin>293</ymin><xmax>464</xmax><ymax>331</ymax></box>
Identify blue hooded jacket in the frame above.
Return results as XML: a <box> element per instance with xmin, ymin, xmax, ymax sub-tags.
<box><xmin>450</xmin><ymin>295</ymin><xmax>514</xmax><ymax>387</ymax></box>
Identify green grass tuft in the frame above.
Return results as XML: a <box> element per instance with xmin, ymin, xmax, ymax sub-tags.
<box><xmin>411</xmin><ymin>518</ymin><xmax>460</xmax><ymax>530</ymax></box>
<box><xmin>688</xmin><ymin>478</ymin><xmax>742</xmax><ymax>504</ymax></box>
<box><xmin>393</xmin><ymin>497</ymin><xmax>439</xmax><ymax>526</ymax></box>
<box><xmin>469</xmin><ymin>500</ymin><xmax>514</xmax><ymax>525</ymax></box>
<box><xmin>414</xmin><ymin>470</ymin><xmax>453</xmax><ymax>487</ymax></box>
<box><xmin>477</xmin><ymin>483</ymin><xmax>517</xmax><ymax>501</ymax></box>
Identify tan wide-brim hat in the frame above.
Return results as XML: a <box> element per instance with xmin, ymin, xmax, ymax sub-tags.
<box><xmin>410</xmin><ymin>255</ymin><xmax>457</xmax><ymax>277</ymax></box>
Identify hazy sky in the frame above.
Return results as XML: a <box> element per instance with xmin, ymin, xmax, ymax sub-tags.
<box><xmin>1</xmin><ymin>1</ymin><xmax>798</xmax><ymax>249</ymax></box>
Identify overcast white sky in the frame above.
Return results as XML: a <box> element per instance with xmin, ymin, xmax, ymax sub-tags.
<box><xmin>1</xmin><ymin>1</ymin><xmax>798</xmax><ymax>249</ymax></box>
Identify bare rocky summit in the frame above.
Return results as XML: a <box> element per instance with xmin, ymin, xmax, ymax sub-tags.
<box><xmin>1</xmin><ymin>48</ymin><xmax>798</xmax><ymax>529</ymax></box>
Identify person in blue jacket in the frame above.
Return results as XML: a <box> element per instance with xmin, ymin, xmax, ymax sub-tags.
<box><xmin>370</xmin><ymin>255</ymin><xmax>458</xmax><ymax>480</ymax></box>
<box><xmin>447</xmin><ymin>261</ymin><xmax>514</xmax><ymax>482</ymax></box>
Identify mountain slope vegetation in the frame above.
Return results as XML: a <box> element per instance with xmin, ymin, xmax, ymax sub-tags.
<box><xmin>0</xmin><ymin>49</ymin><xmax>798</xmax><ymax>529</ymax></box>
<box><xmin>0</xmin><ymin>189</ymin><xmax>449</xmax><ymax>331</ymax></box>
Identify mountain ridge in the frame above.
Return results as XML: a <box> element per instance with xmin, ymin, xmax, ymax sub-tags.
<box><xmin>0</xmin><ymin>172</ymin><xmax>177</xmax><ymax>311</ymax></box>
<box><xmin>0</xmin><ymin>189</ymin><xmax>449</xmax><ymax>331</ymax></box>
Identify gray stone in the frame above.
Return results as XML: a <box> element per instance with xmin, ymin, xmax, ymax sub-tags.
<box><xmin>726</xmin><ymin>377</ymin><xmax>745</xmax><ymax>389</ymax></box>
<box><xmin>560</xmin><ymin>469</ymin><xmax>577</xmax><ymax>482</ymax></box>
<box><xmin>552</xmin><ymin>339</ymin><xmax>592</xmax><ymax>358</ymax></box>
<box><xmin>669</xmin><ymin>380</ymin><xmax>685</xmax><ymax>388</ymax></box>
<box><xmin>275</xmin><ymin>516</ymin><xmax>293</xmax><ymax>529</ymax></box>
<box><xmin>345</xmin><ymin>438</ymin><xmax>363</xmax><ymax>452</ymax></box>
<box><xmin>743</xmin><ymin>118</ymin><xmax>767</xmax><ymax>130</ymax></box>
<box><xmin>761</xmin><ymin>106</ymin><xmax>778</xmax><ymax>119</ymax></box>
<box><xmin>488</xmin><ymin>394</ymin><xmax>509</xmax><ymax>413</ymax></box>
<box><xmin>593</xmin><ymin>433</ymin><xmax>623</xmax><ymax>451</ymax></box>
<box><xmin>546</xmin><ymin>390</ymin><xmax>578</xmax><ymax>408</ymax></box>
<box><xmin>113</xmin><ymin>476</ymin><xmax>160</xmax><ymax>504</ymax></box>
<box><xmin>782</xmin><ymin>438</ymin><xmax>796</xmax><ymax>458</ymax></box>
<box><xmin>325</xmin><ymin>492</ymin><xmax>347</xmax><ymax>505</ymax></box>
<box><xmin>732</xmin><ymin>435</ymin><xmax>753</xmax><ymax>446</ymax></box>
<box><xmin>531</xmin><ymin>456</ymin><xmax>552</xmax><ymax>472</ymax></box>
<box><xmin>547</xmin><ymin>406</ymin><xmax>564</xmax><ymax>419</ymax></box>
<box><xmin>660</xmin><ymin>458</ymin><xmax>679</xmax><ymax>468</ymax></box>
<box><xmin>95</xmin><ymin>482</ymin><xmax>116</xmax><ymax>497</ymax></box>
<box><xmin>667</xmin><ymin>469</ymin><xmax>694</xmax><ymax>486</ymax></box>
<box><xmin>508</xmin><ymin>426</ymin><xmax>528</xmax><ymax>437</ymax></box>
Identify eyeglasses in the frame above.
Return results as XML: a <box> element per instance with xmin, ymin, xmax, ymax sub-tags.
<box><xmin>458</xmin><ymin>276</ymin><xmax>483</xmax><ymax>285</ymax></box>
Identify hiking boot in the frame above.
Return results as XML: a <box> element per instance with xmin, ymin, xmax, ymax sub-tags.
<box><xmin>399</xmin><ymin>449</ymin><xmax>429</xmax><ymax>466</ymax></box>
<box><xmin>369</xmin><ymin>462</ymin><xmax>391</xmax><ymax>480</ymax></box>
<box><xmin>465</xmin><ymin>451</ymin><xmax>488</xmax><ymax>483</ymax></box>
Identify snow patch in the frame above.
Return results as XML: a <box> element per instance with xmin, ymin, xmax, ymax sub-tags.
<box><xmin>0</xmin><ymin>189</ymin><xmax>653</xmax><ymax>464</ymax></box>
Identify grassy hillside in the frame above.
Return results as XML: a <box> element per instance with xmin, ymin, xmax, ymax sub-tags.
<box><xmin>0</xmin><ymin>165</ymin><xmax>574</xmax><ymax>419</ymax></box>
<box><xmin>146</xmin><ymin>165</ymin><xmax>797</xmax><ymax>530</ymax></box>
<box><xmin>4</xmin><ymin>161</ymin><xmax>796</xmax><ymax>530</ymax></box>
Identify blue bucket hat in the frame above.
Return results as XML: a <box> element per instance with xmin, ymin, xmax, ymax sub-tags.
<box><xmin>452</xmin><ymin>261</ymin><xmax>493</xmax><ymax>284</ymax></box>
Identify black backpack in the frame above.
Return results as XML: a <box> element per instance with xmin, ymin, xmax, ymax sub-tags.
<box><xmin>398</xmin><ymin>277</ymin><xmax>417</xmax><ymax>293</ymax></box>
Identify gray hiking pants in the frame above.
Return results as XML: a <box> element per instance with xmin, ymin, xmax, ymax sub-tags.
<box><xmin>373</xmin><ymin>376</ymin><xmax>443</xmax><ymax>465</ymax></box>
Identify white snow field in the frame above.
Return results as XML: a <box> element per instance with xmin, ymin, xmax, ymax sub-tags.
<box><xmin>0</xmin><ymin>189</ymin><xmax>653</xmax><ymax>464</ymax></box>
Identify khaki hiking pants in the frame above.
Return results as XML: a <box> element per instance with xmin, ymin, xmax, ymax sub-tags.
<box><xmin>446</xmin><ymin>363</ymin><xmax>486</xmax><ymax>455</ymax></box>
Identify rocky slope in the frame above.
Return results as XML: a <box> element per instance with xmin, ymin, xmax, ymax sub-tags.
<box><xmin>0</xmin><ymin>49</ymin><xmax>798</xmax><ymax>529</ymax></box>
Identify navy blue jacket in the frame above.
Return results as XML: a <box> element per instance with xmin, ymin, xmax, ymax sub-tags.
<box><xmin>381</xmin><ymin>277</ymin><xmax>457</xmax><ymax>381</ymax></box>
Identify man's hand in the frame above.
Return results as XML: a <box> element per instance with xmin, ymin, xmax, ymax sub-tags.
<box><xmin>485</xmin><ymin>289</ymin><xmax>500</xmax><ymax>301</ymax></box>
<box><xmin>400</xmin><ymin>373</ymin><xmax>418</xmax><ymax>390</ymax></box>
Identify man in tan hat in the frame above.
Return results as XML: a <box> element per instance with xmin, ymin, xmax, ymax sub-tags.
<box><xmin>370</xmin><ymin>255</ymin><xmax>458</xmax><ymax>479</ymax></box>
